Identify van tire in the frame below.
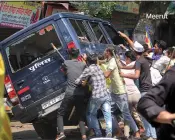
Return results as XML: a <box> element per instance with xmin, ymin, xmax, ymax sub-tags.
<box><xmin>33</xmin><ymin>121</ymin><xmax>57</xmax><ymax>139</ymax></box>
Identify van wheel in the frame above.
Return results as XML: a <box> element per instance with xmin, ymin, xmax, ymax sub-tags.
<box><xmin>33</xmin><ymin>121</ymin><xmax>57</xmax><ymax>139</ymax></box>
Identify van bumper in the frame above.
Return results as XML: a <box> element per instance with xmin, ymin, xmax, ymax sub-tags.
<box><xmin>12</xmin><ymin>87</ymin><xmax>66</xmax><ymax>123</ymax></box>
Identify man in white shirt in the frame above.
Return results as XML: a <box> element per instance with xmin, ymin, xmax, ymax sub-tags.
<box><xmin>121</xmin><ymin>51</ymin><xmax>144</xmax><ymax>136</ymax></box>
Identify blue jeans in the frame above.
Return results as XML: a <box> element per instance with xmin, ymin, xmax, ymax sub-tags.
<box><xmin>86</xmin><ymin>95</ymin><xmax>112</xmax><ymax>137</ymax></box>
<box><xmin>111</xmin><ymin>93</ymin><xmax>139</xmax><ymax>133</ymax></box>
<box><xmin>141</xmin><ymin>92</ymin><xmax>157</xmax><ymax>138</ymax></box>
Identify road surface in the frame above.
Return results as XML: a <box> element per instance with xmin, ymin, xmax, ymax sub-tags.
<box><xmin>11</xmin><ymin>121</ymin><xmax>82</xmax><ymax>140</ymax></box>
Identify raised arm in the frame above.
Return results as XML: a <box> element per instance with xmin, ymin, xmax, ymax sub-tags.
<box><xmin>118</xmin><ymin>31</ymin><xmax>134</xmax><ymax>50</ymax></box>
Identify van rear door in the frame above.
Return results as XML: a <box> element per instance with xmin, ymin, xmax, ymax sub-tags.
<box><xmin>3</xmin><ymin>22</ymin><xmax>67</xmax><ymax>107</ymax></box>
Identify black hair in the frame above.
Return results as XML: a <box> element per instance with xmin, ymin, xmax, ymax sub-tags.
<box><xmin>69</xmin><ymin>48</ymin><xmax>79</xmax><ymax>58</ymax></box>
<box><xmin>125</xmin><ymin>51</ymin><xmax>136</xmax><ymax>61</ymax></box>
<box><xmin>154</xmin><ymin>40</ymin><xmax>167</xmax><ymax>51</ymax></box>
<box><xmin>143</xmin><ymin>44</ymin><xmax>149</xmax><ymax>52</ymax></box>
<box><xmin>167</xmin><ymin>47</ymin><xmax>175</xmax><ymax>58</ymax></box>
<box><xmin>87</xmin><ymin>53</ymin><xmax>97</xmax><ymax>65</ymax></box>
<box><xmin>97</xmin><ymin>53</ymin><xmax>105</xmax><ymax>60</ymax></box>
<box><xmin>106</xmin><ymin>46</ymin><xmax>115</xmax><ymax>56</ymax></box>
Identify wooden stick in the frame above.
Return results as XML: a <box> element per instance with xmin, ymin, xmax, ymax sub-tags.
<box><xmin>68</xmin><ymin>106</ymin><xmax>75</xmax><ymax>120</ymax></box>
<box><xmin>50</xmin><ymin>43</ymin><xmax>65</xmax><ymax>61</ymax></box>
<box><xmin>112</xmin><ymin>48</ymin><xmax>125</xmax><ymax>84</ymax></box>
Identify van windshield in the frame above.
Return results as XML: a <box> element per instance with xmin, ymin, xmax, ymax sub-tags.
<box><xmin>6</xmin><ymin>25</ymin><xmax>62</xmax><ymax>73</ymax></box>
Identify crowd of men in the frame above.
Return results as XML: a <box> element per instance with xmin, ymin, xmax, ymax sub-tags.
<box><xmin>55</xmin><ymin>31</ymin><xmax>175</xmax><ymax>140</ymax></box>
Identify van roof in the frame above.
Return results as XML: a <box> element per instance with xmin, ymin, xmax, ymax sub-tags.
<box><xmin>0</xmin><ymin>12</ymin><xmax>110</xmax><ymax>46</ymax></box>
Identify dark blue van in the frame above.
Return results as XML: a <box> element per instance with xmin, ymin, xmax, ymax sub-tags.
<box><xmin>0</xmin><ymin>12</ymin><xmax>124</xmax><ymax>139</ymax></box>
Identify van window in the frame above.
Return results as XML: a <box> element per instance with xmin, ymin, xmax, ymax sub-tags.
<box><xmin>89</xmin><ymin>22</ymin><xmax>107</xmax><ymax>44</ymax></box>
<box><xmin>69</xmin><ymin>19</ymin><xmax>91</xmax><ymax>43</ymax></box>
<box><xmin>103</xmin><ymin>24</ymin><xmax>123</xmax><ymax>45</ymax></box>
<box><xmin>6</xmin><ymin>25</ymin><xmax>62</xmax><ymax>73</ymax></box>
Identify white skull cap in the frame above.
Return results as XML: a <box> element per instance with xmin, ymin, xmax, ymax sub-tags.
<box><xmin>133</xmin><ymin>41</ymin><xmax>144</xmax><ymax>53</ymax></box>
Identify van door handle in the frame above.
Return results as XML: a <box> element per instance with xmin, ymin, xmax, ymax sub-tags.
<box><xmin>17</xmin><ymin>80</ymin><xmax>24</xmax><ymax>86</ymax></box>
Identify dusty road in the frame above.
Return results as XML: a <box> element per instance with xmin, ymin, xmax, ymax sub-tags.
<box><xmin>11</xmin><ymin>121</ymin><xmax>82</xmax><ymax>140</ymax></box>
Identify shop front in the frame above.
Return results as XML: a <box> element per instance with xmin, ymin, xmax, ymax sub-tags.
<box><xmin>0</xmin><ymin>2</ymin><xmax>42</xmax><ymax>41</ymax></box>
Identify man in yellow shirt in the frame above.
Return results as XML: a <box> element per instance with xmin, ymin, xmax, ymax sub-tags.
<box><xmin>0</xmin><ymin>54</ymin><xmax>12</xmax><ymax>140</ymax></box>
<box><xmin>103</xmin><ymin>47</ymin><xmax>140</xmax><ymax>139</ymax></box>
<box><xmin>97</xmin><ymin>54</ymin><xmax>111</xmax><ymax>89</ymax></box>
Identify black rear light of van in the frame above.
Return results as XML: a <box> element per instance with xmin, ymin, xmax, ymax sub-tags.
<box><xmin>5</xmin><ymin>75</ymin><xmax>19</xmax><ymax>106</ymax></box>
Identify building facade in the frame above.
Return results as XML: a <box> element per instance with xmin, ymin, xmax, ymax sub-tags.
<box><xmin>0</xmin><ymin>2</ymin><xmax>42</xmax><ymax>41</ymax></box>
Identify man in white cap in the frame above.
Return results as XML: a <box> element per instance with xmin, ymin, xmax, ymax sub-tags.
<box><xmin>118</xmin><ymin>32</ymin><xmax>157</xmax><ymax>140</ymax></box>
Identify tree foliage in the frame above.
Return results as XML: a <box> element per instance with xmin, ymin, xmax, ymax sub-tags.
<box><xmin>166</xmin><ymin>1</ymin><xmax>175</xmax><ymax>14</ymax></box>
<box><xmin>71</xmin><ymin>1</ymin><xmax>172</xmax><ymax>19</ymax></box>
<box><xmin>71</xmin><ymin>2</ymin><xmax>117</xmax><ymax>19</ymax></box>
